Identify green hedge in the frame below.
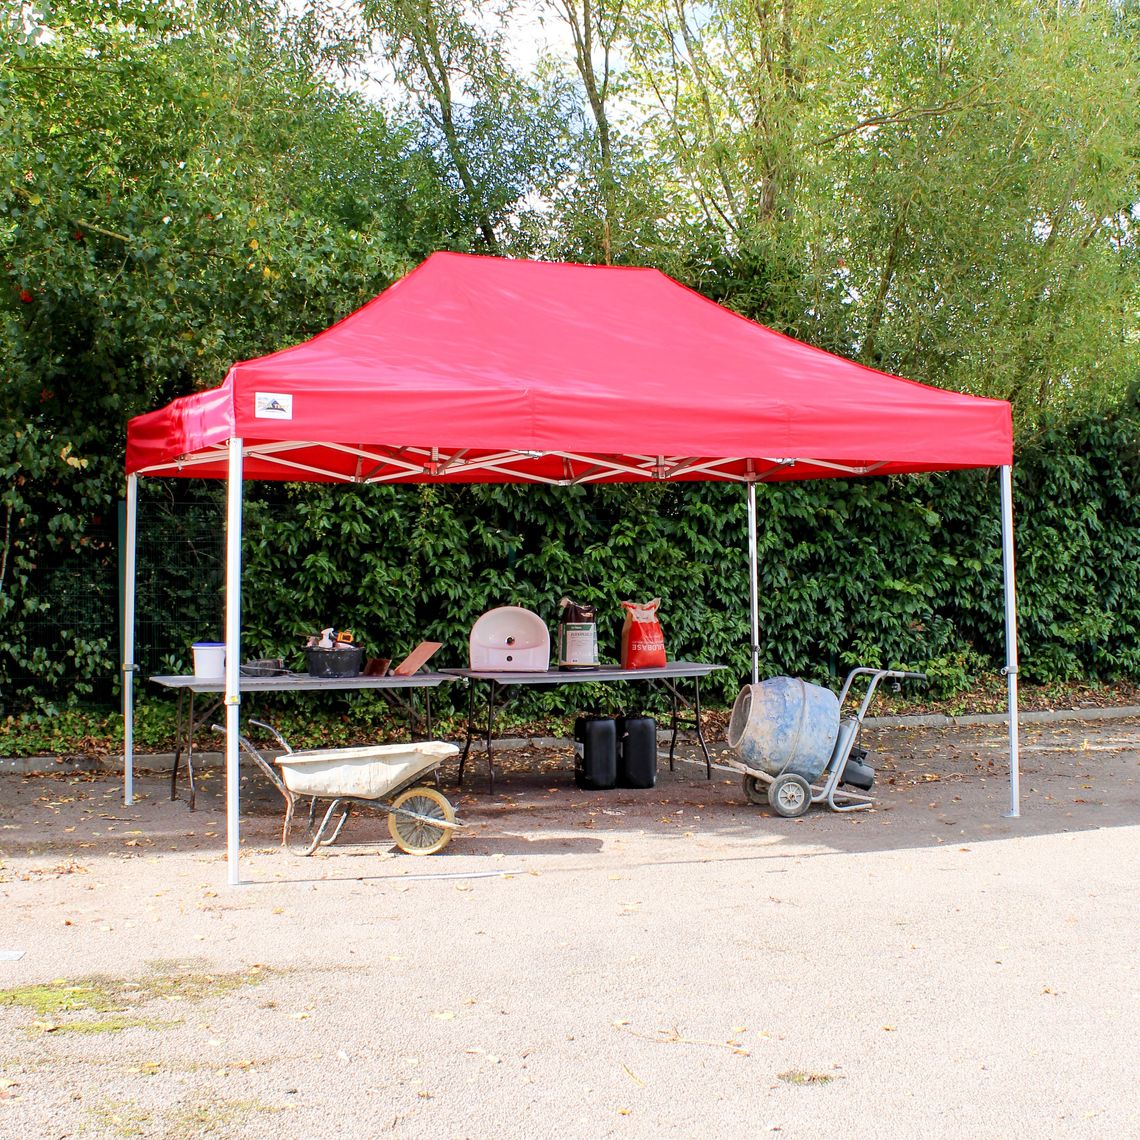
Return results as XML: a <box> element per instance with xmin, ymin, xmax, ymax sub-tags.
<box><xmin>4</xmin><ymin>394</ymin><xmax>1140</xmax><ymax>717</ymax></box>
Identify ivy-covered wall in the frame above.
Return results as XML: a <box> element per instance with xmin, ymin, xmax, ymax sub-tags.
<box><xmin>4</xmin><ymin>396</ymin><xmax>1139</xmax><ymax>716</ymax></box>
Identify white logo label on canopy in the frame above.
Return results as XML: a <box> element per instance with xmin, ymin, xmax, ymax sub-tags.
<box><xmin>255</xmin><ymin>393</ymin><xmax>293</xmax><ymax>419</ymax></box>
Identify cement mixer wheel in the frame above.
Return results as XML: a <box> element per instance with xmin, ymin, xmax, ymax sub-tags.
<box><xmin>769</xmin><ymin>773</ymin><xmax>812</xmax><ymax>818</ymax></box>
<box><xmin>742</xmin><ymin>774</ymin><xmax>767</xmax><ymax>806</ymax></box>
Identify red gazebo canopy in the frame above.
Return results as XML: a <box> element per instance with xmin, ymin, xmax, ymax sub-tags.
<box><xmin>126</xmin><ymin>252</ymin><xmax>1012</xmax><ymax>485</ymax></box>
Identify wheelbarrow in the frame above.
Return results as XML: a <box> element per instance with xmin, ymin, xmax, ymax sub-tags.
<box><xmin>217</xmin><ymin>721</ymin><xmax>463</xmax><ymax>855</ymax></box>
<box><xmin>718</xmin><ymin>667</ymin><xmax>927</xmax><ymax>817</ymax></box>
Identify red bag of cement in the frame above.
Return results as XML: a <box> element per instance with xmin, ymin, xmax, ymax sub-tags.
<box><xmin>620</xmin><ymin>598</ymin><xmax>666</xmax><ymax>669</ymax></box>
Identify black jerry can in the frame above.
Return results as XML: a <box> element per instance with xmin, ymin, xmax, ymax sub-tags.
<box><xmin>616</xmin><ymin>715</ymin><xmax>657</xmax><ymax>789</ymax></box>
<box><xmin>574</xmin><ymin>716</ymin><xmax>617</xmax><ymax>790</ymax></box>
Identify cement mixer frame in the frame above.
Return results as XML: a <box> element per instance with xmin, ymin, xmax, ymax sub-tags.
<box><xmin>723</xmin><ymin>667</ymin><xmax>927</xmax><ymax>817</ymax></box>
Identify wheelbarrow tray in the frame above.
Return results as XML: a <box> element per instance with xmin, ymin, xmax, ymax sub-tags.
<box><xmin>274</xmin><ymin>740</ymin><xmax>459</xmax><ymax>800</ymax></box>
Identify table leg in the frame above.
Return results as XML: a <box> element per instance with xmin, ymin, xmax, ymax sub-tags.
<box><xmin>669</xmin><ymin>685</ymin><xmax>679</xmax><ymax>771</ymax></box>
<box><xmin>185</xmin><ymin>694</ymin><xmax>225</xmax><ymax>812</ymax></box>
<box><xmin>170</xmin><ymin>689</ymin><xmax>186</xmax><ymax>801</ymax></box>
<box><xmin>186</xmin><ymin>690</ymin><xmax>198</xmax><ymax>811</ymax></box>
<box><xmin>485</xmin><ymin>682</ymin><xmax>497</xmax><ymax>793</ymax></box>
<box><xmin>663</xmin><ymin>677</ymin><xmax>711</xmax><ymax>777</ymax></box>
<box><xmin>694</xmin><ymin>675</ymin><xmax>711</xmax><ymax>779</ymax></box>
<box><xmin>458</xmin><ymin>681</ymin><xmax>476</xmax><ymax>787</ymax></box>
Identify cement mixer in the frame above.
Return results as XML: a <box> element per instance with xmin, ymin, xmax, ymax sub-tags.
<box><xmin>725</xmin><ymin>667</ymin><xmax>927</xmax><ymax>816</ymax></box>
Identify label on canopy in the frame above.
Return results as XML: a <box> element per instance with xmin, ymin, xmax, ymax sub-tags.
<box><xmin>255</xmin><ymin>393</ymin><xmax>293</xmax><ymax>419</ymax></box>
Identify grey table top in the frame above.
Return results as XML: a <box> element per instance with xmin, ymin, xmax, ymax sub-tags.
<box><xmin>150</xmin><ymin>671</ymin><xmax>456</xmax><ymax>693</ymax></box>
<box><xmin>439</xmin><ymin>661</ymin><xmax>726</xmax><ymax>686</ymax></box>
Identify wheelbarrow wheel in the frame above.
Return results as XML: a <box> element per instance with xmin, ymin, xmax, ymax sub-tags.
<box><xmin>742</xmin><ymin>774</ymin><xmax>767</xmax><ymax>806</ymax></box>
<box><xmin>388</xmin><ymin>786</ymin><xmax>455</xmax><ymax>855</ymax></box>
<box><xmin>769</xmin><ymin>773</ymin><xmax>812</xmax><ymax>818</ymax></box>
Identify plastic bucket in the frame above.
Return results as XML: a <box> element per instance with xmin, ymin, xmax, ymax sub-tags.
<box><xmin>192</xmin><ymin>641</ymin><xmax>226</xmax><ymax>678</ymax></box>
<box><xmin>306</xmin><ymin>646</ymin><xmax>363</xmax><ymax>678</ymax></box>
<box><xmin>727</xmin><ymin>676</ymin><xmax>840</xmax><ymax>782</ymax></box>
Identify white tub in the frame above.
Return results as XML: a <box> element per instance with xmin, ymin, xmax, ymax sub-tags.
<box><xmin>275</xmin><ymin>740</ymin><xmax>459</xmax><ymax>800</ymax></box>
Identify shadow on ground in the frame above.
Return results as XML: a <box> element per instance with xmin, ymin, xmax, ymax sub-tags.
<box><xmin>2</xmin><ymin>717</ymin><xmax>1137</xmax><ymax>885</ymax></box>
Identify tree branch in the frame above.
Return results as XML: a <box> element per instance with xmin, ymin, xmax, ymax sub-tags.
<box><xmin>74</xmin><ymin>219</ymin><xmax>132</xmax><ymax>243</ymax></box>
<box><xmin>815</xmin><ymin>91</ymin><xmax>995</xmax><ymax>148</ymax></box>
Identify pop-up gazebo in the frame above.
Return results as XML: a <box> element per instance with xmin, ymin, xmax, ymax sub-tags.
<box><xmin>124</xmin><ymin>252</ymin><xmax>1019</xmax><ymax>884</ymax></box>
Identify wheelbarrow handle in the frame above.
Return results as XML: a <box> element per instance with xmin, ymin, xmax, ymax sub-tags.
<box><xmin>247</xmin><ymin>719</ymin><xmax>294</xmax><ymax>754</ymax></box>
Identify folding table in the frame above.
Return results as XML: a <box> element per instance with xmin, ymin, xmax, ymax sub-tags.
<box><xmin>441</xmin><ymin>662</ymin><xmax>726</xmax><ymax>790</ymax></box>
<box><xmin>150</xmin><ymin>671</ymin><xmax>456</xmax><ymax>808</ymax></box>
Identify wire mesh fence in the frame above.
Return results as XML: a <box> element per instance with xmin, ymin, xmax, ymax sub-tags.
<box><xmin>131</xmin><ymin>488</ymin><xmax>227</xmax><ymax>681</ymax></box>
<box><xmin>1</xmin><ymin>486</ymin><xmax>226</xmax><ymax>713</ymax></box>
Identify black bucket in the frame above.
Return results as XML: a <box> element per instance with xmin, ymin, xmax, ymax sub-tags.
<box><xmin>306</xmin><ymin>646</ymin><xmax>364</xmax><ymax>678</ymax></box>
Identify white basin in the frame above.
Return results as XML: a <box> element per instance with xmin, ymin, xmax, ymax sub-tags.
<box><xmin>469</xmin><ymin>606</ymin><xmax>550</xmax><ymax>672</ymax></box>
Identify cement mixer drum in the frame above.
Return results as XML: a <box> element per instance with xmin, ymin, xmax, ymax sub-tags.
<box><xmin>727</xmin><ymin>677</ymin><xmax>841</xmax><ymax>783</ymax></box>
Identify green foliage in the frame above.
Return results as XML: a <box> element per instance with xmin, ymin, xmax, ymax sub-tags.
<box><xmin>2</xmin><ymin>0</ymin><xmax>1139</xmax><ymax>723</ymax></box>
<box><xmin>565</xmin><ymin>0</ymin><xmax>1140</xmax><ymax>419</ymax></box>
<box><xmin>226</xmin><ymin>392</ymin><xmax>1140</xmax><ymax>718</ymax></box>
<box><xmin>0</xmin><ymin>0</ymin><xmax>462</xmax><ymax>703</ymax></box>
<box><xmin>0</xmin><ymin>425</ymin><xmax>116</xmax><ymax>710</ymax></box>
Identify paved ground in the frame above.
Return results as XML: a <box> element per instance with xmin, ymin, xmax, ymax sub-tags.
<box><xmin>0</xmin><ymin>719</ymin><xmax>1137</xmax><ymax>1139</ymax></box>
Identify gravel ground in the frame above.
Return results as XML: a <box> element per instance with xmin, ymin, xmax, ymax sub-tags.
<box><xmin>1</xmin><ymin>719</ymin><xmax>1137</xmax><ymax>1139</ymax></box>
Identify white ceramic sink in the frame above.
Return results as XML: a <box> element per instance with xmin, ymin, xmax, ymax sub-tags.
<box><xmin>469</xmin><ymin>606</ymin><xmax>550</xmax><ymax>671</ymax></box>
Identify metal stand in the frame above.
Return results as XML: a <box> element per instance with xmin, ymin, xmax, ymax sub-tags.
<box><xmin>665</xmin><ymin>674</ymin><xmax>711</xmax><ymax>778</ymax></box>
<box><xmin>169</xmin><ymin>688</ymin><xmax>224</xmax><ymax>810</ymax></box>
<box><xmin>454</xmin><ymin>666</ymin><xmax>719</xmax><ymax>791</ymax></box>
<box><xmin>458</xmin><ymin>679</ymin><xmax>497</xmax><ymax>790</ymax></box>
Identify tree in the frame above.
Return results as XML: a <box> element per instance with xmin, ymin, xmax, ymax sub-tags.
<box><xmin>0</xmin><ymin>0</ymin><xmax>456</xmax><ymax>704</ymax></box>
<box><xmin>588</xmin><ymin>0</ymin><xmax>1139</xmax><ymax>415</ymax></box>
<box><xmin>360</xmin><ymin>0</ymin><xmax>560</xmax><ymax>255</ymax></box>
